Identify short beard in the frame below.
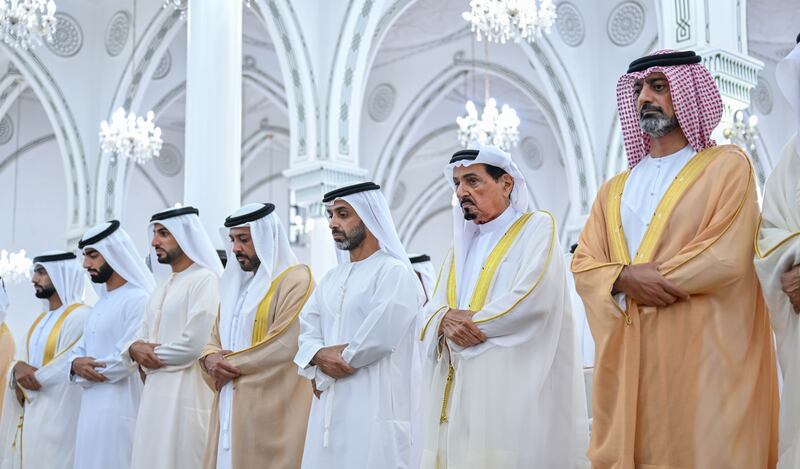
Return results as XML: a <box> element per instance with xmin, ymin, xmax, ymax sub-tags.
<box><xmin>334</xmin><ymin>222</ymin><xmax>367</xmax><ymax>251</ymax></box>
<box><xmin>90</xmin><ymin>262</ymin><xmax>115</xmax><ymax>284</ymax></box>
<box><xmin>34</xmin><ymin>285</ymin><xmax>56</xmax><ymax>299</ymax></box>
<box><xmin>236</xmin><ymin>254</ymin><xmax>261</xmax><ymax>272</ymax></box>
<box><xmin>156</xmin><ymin>246</ymin><xmax>183</xmax><ymax>265</ymax></box>
<box><xmin>639</xmin><ymin>113</ymin><xmax>680</xmax><ymax>138</ymax></box>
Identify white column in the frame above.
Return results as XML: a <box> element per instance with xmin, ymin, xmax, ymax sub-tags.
<box><xmin>307</xmin><ymin>216</ymin><xmax>338</xmax><ymax>281</ymax></box>
<box><xmin>184</xmin><ymin>0</ymin><xmax>242</xmax><ymax>244</ymax></box>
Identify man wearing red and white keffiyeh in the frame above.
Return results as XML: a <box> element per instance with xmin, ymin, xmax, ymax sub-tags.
<box><xmin>572</xmin><ymin>50</ymin><xmax>779</xmax><ymax>468</ymax></box>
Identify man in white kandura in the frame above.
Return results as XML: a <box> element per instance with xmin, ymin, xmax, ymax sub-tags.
<box><xmin>0</xmin><ymin>280</ymin><xmax>14</xmax><ymax>419</ymax></box>
<box><xmin>419</xmin><ymin>146</ymin><xmax>588</xmax><ymax>468</ymax></box>
<box><xmin>755</xmin><ymin>34</ymin><xmax>800</xmax><ymax>469</ymax></box>
<box><xmin>295</xmin><ymin>182</ymin><xmax>424</xmax><ymax>469</ymax></box>
<box><xmin>201</xmin><ymin>203</ymin><xmax>313</xmax><ymax>469</ymax></box>
<box><xmin>0</xmin><ymin>251</ymin><xmax>90</xmax><ymax>469</ymax></box>
<box><xmin>409</xmin><ymin>252</ymin><xmax>438</xmax><ymax>468</ymax></box>
<box><xmin>125</xmin><ymin>206</ymin><xmax>222</xmax><ymax>469</ymax></box>
<box><xmin>70</xmin><ymin>221</ymin><xmax>155</xmax><ymax>469</ymax></box>
<box><xmin>411</xmin><ymin>254</ymin><xmax>436</xmax><ymax>305</ymax></box>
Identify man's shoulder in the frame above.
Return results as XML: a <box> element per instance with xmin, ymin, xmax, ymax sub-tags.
<box><xmin>376</xmin><ymin>252</ymin><xmax>408</xmax><ymax>272</ymax></box>
<box><xmin>64</xmin><ymin>304</ymin><xmax>91</xmax><ymax>326</ymax></box>
<box><xmin>188</xmin><ymin>265</ymin><xmax>219</xmax><ymax>285</ymax></box>
<box><xmin>520</xmin><ymin>210</ymin><xmax>557</xmax><ymax>235</ymax></box>
<box><xmin>277</xmin><ymin>264</ymin><xmax>312</xmax><ymax>287</ymax></box>
<box><xmin>70</xmin><ymin>303</ymin><xmax>92</xmax><ymax>315</ymax></box>
<box><xmin>510</xmin><ymin>211</ymin><xmax>557</xmax><ymax>252</ymax></box>
<box><xmin>126</xmin><ymin>286</ymin><xmax>151</xmax><ymax>304</ymax></box>
<box><xmin>702</xmin><ymin>144</ymin><xmax>750</xmax><ymax>173</ymax></box>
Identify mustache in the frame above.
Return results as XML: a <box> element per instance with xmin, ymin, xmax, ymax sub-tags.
<box><xmin>639</xmin><ymin>104</ymin><xmax>664</xmax><ymax>117</ymax></box>
<box><xmin>331</xmin><ymin>229</ymin><xmax>346</xmax><ymax>236</ymax></box>
<box><xmin>459</xmin><ymin>197</ymin><xmax>475</xmax><ymax>207</ymax></box>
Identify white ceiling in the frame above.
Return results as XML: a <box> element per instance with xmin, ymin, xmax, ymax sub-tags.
<box><xmin>747</xmin><ymin>0</ymin><xmax>799</xmax><ymax>62</ymax></box>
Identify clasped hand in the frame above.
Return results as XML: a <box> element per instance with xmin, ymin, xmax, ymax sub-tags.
<box><xmin>203</xmin><ymin>350</ymin><xmax>240</xmax><ymax>391</ymax></box>
<box><xmin>781</xmin><ymin>265</ymin><xmax>800</xmax><ymax>314</ymax></box>
<box><xmin>311</xmin><ymin>344</ymin><xmax>355</xmax><ymax>380</ymax></box>
<box><xmin>614</xmin><ymin>263</ymin><xmax>689</xmax><ymax>307</ymax></box>
<box><xmin>439</xmin><ymin>308</ymin><xmax>486</xmax><ymax>348</ymax></box>
<box><xmin>129</xmin><ymin>341</ymin><xmax>166</xmax><ymax>370</ymax></box>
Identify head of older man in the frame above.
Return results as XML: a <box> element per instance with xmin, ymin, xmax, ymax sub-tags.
<box><xmin>452</xmin><ymin>162</ymin><xmax>514</xmax><ymax>224</ymax></box>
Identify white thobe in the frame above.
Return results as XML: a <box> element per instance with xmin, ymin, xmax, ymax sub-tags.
<box><xmin>616</xmin><ymin>145</ymin><xmax>695</xmax><ymax>309</ymax></box>
<box><xmin>126</xmin><ymin>264</ymin><xmax>218</xmax><ymax>469</ymax></box>
<box><xmin>215</xmin><ymin>275</ymin><xmax>253</xmax><ymax>469</ymax></box>
<box><xmin>70</xmin><ymin>283</ymin><xmax>148</xmax><ymax>469</ymax></box>
<box><xmin>755</xmin><ymin>134</ymin><xmax>800</xmax><ymax>469</ymax></box>
<box><xmin>0</xmin><ymin>304</ymin><xmax>90</xmax><ymax>469</ymax></box>
<box><xmin>28</xmin><ymin>305</ymin><xmax>66</xmax><ymax>368</ymax></box>
<box><xmin>295</xmin><ymin>250</ymin><xmax>418</xmax><ymax>469</ymax></box>
<box><xmin>621</xmin><ymin>145</ymin><xmax>695</xmax><ymax>258</ymax></box>
<box><xmin>420</xmin><ymin>211</ymin><xmax>589</xmax><ymax>468</ymax></box>
<box><xmin>458</xmin><ymin>206</ymin><xmax>521</xmax><ymax>308</ymax></box>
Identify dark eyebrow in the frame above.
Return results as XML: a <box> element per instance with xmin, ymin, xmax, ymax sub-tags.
<box><xmin>646</xmin><ymin>77</ymin><xmax>668</xmax><ymax>85</ymax></box>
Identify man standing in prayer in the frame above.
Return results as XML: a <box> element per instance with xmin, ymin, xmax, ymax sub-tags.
<box><xmin>410</xmin><ymin>254</ymin><xmax>436</xmax><ymax>305</ymax></box>
<box><xmin>572</xmin><ymin>50</ymin><xmax>778</xmax><ymax>468</ymax></box>
<box><xmin>409</xmin><ymin>253</ymin><xmax>437</xmax><ymax>469</ymax></box>
<box><xmin>0</xmin><ymin>252</ymin><xmax>90</xmax><ymax>469</ymax></box>
<box><xmin>418</xmin><ymin>146</ymin><xmax>587</xmax><ymax>468</ymax></box>
<box><xmin>295</xmin><ymin>182</ymin><xmax>422</xmax><ymax>469</ymax></box>
<box><xmin>125</xmin><ymin>207</ymin><xmax>222</xmax><ymax>469</ymax></box>
<box><xmin>201</xmin><ymin>203</ymin><xmax>313</xmax><ymax>469</ymax></box>
<box><xmin>70</xmin><ymin>220</ymin><xmax>155</xmax><ymax>469</ymax></box>
<box><xmin>0</xmin><ymin>279</ymin><xmax>14</xmax><ymax>418</ymax></box>
<box><xmin>755</xmin><ymin>35</ymin><xmax>800</xmax><ymax>469</ymax></box>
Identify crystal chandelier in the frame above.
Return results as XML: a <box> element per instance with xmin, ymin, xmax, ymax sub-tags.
<box><xmin>0</xmin><ymin>0</ymin><xmax>57</xmax><ymax>49</ymax></box>
<box><xmin>723</xmin><ymin>109</ymin><xmax>765</xmax><ymax>190</ymax></box>
<box><xmin>722</xmin><ymin>109</ymin><xmax>759</xmax><ymax>146</ymax></box>
<box><xmin>462</xmin><ymin>0</ymin><xmax>556</xmax><ymax>44</ymax></box>
<box><xmin>99</xmin><ymin>108</ymin><xmax>163</xmax><ymax>165</ymax></box>
<box><xmin>162</xmin><ymin>0</ymin><xmax>187</xmax><ymax>19</ymax></box>
<box><xmin>457</xmin><ymin>98</ymin><xmax>521</xmax><ymax>150</ymax></box>
<box><xmin>0</xmin><ymin>249</ymin><xmax>32</xmax><ymax>284</ymax></box>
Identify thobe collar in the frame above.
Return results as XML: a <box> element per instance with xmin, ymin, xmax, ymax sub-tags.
<box><xmin>167</xmin><ymin>261</ymin><xmax>201</xmax><ymax>279</ymax></box>
<box><xmin>636</xmin><ymin>144</ymin><xmax>693</xmax><ymax>168</ymax></box>
<box><xmin>475</xmin><ymin>204</ymin><xmax>519</xmax><ymax>236</ymax></box>
<box><xmin>349</xmin><ymin>249</ymin><xmax>383</xmax><ymax>265</ymax></box>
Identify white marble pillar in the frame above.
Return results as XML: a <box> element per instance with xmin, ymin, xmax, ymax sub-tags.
<box><xmin>307</xmin><ymin>215</ymin><xmax>338</xmax><ymax>281</ymax></box>
<box><xmin>184</xmin><ymin>0</ymin><xmax>242</xmax><ymax>244</ymax></box>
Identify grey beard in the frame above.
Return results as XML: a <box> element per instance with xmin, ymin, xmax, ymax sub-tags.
<box><xmin>639</xmin><ymin>114</ymin><xmax>680</xmax><ymax>138</ymax></box>
<box><xmin>334</xmin><ymin>222</ymin><xmax>367</xmax><ymax>251</ymax></box>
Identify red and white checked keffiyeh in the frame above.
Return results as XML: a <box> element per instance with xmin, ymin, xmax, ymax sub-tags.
<box><xmin>616</xmin><ymin>49</ymin><xmax>723</xmax><ymax>168</ymax></box>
